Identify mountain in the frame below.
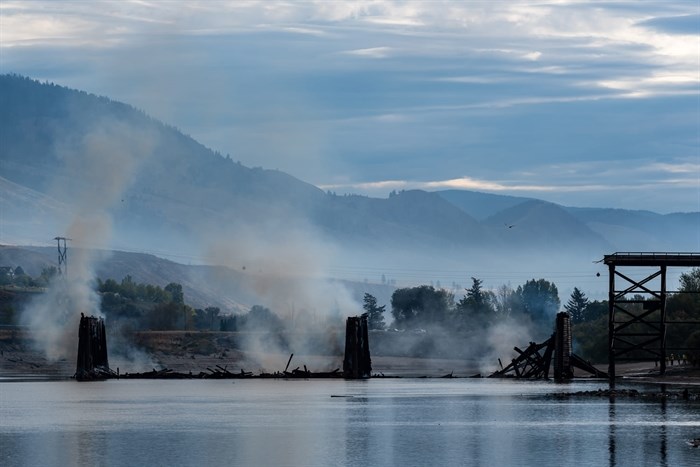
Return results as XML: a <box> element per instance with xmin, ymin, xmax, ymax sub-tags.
<box><xmin>1</xmin><ymin>74</ymin><xmax>698</xmax><ymax>307</ymax></box>
<box><xmin>436</xmin><ymin>190</ymin><xmax>536</xmax><ymax>221</ymax></box>
<box><xmin>436</xmin><ymin>189</ymin><xmax>699</xmax><ymax>252</ymax></box>
<box><xmin>564</xmin><ymin>207</ymin><xmax>700</xmax><ymax>251</ymax></box>
<box><xmin>482</xmin><ymin>200</ymin><xmax>612</xmax><ymax>251</ymax></box>
<box><xmin>0</xmin><ymin>74</ymin><xmax>489</xmax><ymax>254</ymax></box>
<box><xmin>0</xmin><ymin>245</ymin><xmax>396</xmax><ymax>313</ymax></box>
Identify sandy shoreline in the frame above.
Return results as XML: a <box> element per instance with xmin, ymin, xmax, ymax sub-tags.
<box><xmin>2</xmin><ymin>329</ymin><xmax>699</xmax><ymax>384</ymax></box>
<box><xmin>3</xmin><ymin>349</ymin><xmax>699</xmax><ymax>386</ymax></box>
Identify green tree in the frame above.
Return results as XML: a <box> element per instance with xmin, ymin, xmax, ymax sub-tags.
<box><xmin>516</xmin><ymin>278</ymin><xmax>560</xmax><ymax>325</ymax></box>
<box><xmin>363</xmin><ymin>293</ymin><xmax>386</xmax><ymax>330</ymax></box>
<box><xmin>0</xmin><ymin>269</ymin><xmax>12</xmax><ymax>286</ymax></box>
<box><xmin>679</xmin><ymin>267</ymin><xmax>700</xmax><ymax>292</ymax></box>
<box><xmin>205</xmin><ymin>306</ymin><xmax>220</xmax><ymax>330</ymax></box>
<box><xmin>564</xmin><ymin>287</ymin><xmax>589</xmax><ymax>324</ymax></box>
<box><xmin>581</xmin><ymin>300</ymin><xmax>608</xmax><ymax>323</ymax></box>
<box><xmin>240</xmin><ymin>305</ymin><xmax>284</xmax><ymax>332</ymax></box>
<box><xmin>220</xmin><ymin>315</ymin><xmax>238</xmax><ymax>332</ymax></box>
<box><xmin>165</xmin><ymin>282</ymin><xmax>184</xmax><ymax>304</ymax></box>
<box><xmin>456</xmin><ymin>277</ymin><xmax>495</xmax><ymax>327</ymax></box>
<box><xmin>39</xmin><ymin>266</ymin><xmax>57</xmax><ymax>286</ymax></box>
<box><xmin>147</xmin><ymin>301</ymin><xmax>181</xmax><ymax>330</ymax></box>
<box><xmin>572</xmin><ymin>314</ymin><xmax>608</xmax><ymax>363</ymax></box>
<box><xmin>391</xmin><ymin>285</ymin><xmax>453</xmax><ymax>328</ymax></box>
<box><xmin>120</xmin><ymin>275</ymin><xmax>137</xmax><ymax>300</ymax></box>
<box><xmin>494</xmin><ymin>283</ymin><xmax>519</xmax><ymax>317</ymax></box>
<box><xmin>466</xmin><ymin>278</ymin><xmax>494</xmax><ymax>312</ymax></box>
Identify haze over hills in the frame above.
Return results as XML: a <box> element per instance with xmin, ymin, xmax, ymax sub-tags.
<box><xmin>1</xmin><ymin>74</ymin><xmax>698</xmax><ymax>307</ymax></box>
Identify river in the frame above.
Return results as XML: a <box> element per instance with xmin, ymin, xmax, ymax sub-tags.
<box><xmin>1</xmin><ymin>378</ymin><xmax>698</xmax><ymax>466</ymax></box>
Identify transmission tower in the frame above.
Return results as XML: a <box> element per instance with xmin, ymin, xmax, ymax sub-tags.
<box><xmin>54</xmin><ymin>236</ymin><xmax>71</xmax><ymax>276</ymax></box>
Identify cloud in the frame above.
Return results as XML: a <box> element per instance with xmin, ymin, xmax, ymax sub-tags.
<box><xmin>320</xmin><ymin>154</ymin><xmax>700</xmax><ymax>209</ymax></box>
<box><xmin>637</xmin><ymin>14</ymin><xmax>700</xmax><ymax>35</ymax></box>
<box><xmin>1</xmin><ymin>0</ymin><xmax>698</xmax><ymax>213</ymax></box>
<box><xmin>341</xmin><ymin>46</ymin><xmax>392</xmax><ymax>58</ymax></box>
<box><xmin>644</xmin><ymin>162</ymin><xmax>700</xmax><ymax>175</ymax></box>
<box><xmin>280</xmin><ymin>26</ymin><xmax>328</xmax><ymax>37</ymax></box>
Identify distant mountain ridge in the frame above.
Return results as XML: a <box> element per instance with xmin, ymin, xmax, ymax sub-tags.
<box><xmin>1</xmin><ymin>74</ymin><xmax>698</xmax><ymax>276</ymax></box>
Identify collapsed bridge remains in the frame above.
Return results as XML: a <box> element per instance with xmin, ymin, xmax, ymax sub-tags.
<box><xmin>74</xmin><ymin>314</ymin><xmax>373</xmax><ymax>381</ymax></box>
<box><xmin>489</xmin><ymin>312</ymin><xmax>607</xmax><ymax>380</ymax></box>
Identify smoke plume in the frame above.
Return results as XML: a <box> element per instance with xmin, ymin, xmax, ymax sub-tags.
<box><xmin>21</xmin><ymin>119</ymin><xmax>157</xmax><ymax>362</ymax></box>
<box><xmin>200</xmin><ymin>221</ymin><xmax>359</xmax><ymax>366</ymax></box>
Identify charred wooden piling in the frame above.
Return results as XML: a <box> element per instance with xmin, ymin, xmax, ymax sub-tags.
<box><xmin>75</xmin><ymin>314</ymin><xmax>116</xmax><ymax>381</ymax></box>
<box><xmin>554</xmin><ymin>312</ymin><xmax>573</xmax><ymax>380</ymax></box>
<box><xmin>343</xmin><ymin>314</ymin><xmax>372</xmax><ymax>379</ymax></box>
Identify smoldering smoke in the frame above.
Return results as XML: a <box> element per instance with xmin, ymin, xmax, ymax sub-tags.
<box><xmin>201</xmin><ymin>222</ymin><xmax>360</xmax><ymax>366</ymax></box>
<box><xmin>20</xmin><ymin>119</ymin><xmax>158</xmax><ymax>362</ymax></box>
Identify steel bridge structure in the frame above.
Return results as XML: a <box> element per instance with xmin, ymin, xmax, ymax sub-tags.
<box><xmin>604</xmin><ymin>252</ymin><xmax>700</xmax><ymax>384</ymax></box>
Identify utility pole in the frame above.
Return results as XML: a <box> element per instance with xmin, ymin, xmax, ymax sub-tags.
<box><xmin>54</xmin><ymin>237</ymin><xmax>71</xmax><ymax>276</ymax></box>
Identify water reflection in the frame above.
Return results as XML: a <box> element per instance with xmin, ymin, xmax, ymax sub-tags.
<box><xmin>608</xmin><ymin>390</ymin><xmax>671</xmax><ymax>467</ymax></box>
<box><xmin>608</xmin><ymin>396</ymin><xmax>616</xmax><ymax>467</ymax></box>
<box><xmin>1</xmin><ymin>380</ymin><xmax>698</xmax><ymax>467</ymax></box>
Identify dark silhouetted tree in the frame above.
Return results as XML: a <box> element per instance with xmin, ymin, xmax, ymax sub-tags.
<box><xmin>679</xmin><ymin>267</ymin><xmax>700</xmax><ymax>292</ymax></box>
<box><xmin>147</xmin><ymin>301</ymin><xmax>181</xmax><ymax>330</ymax></box>
<box><xmin>456</xmin><ymin>277</ymin><xmax>495</xmax><ymax>327</ymax></box>
<box><xmin>165</xmin><ymin>282</ymin><xmax>184</xmax><ymax>304</ymax></box>
<box><xmin>240</xmin><ymin>305</ymin><xmax>284</xmax><ymax>332</ymax></box>
<box><xmin>363</xmin><ymin>293</ymin><xmax>386</xmax><ymax>330</ymax></box>
<box><xmin>516</xmin><ymin>278</ymin><xmax>560</xmax><ymax>325</ymax></box>
<box><xmin>564</xmin><ymin>287</ymin><xmax>589</xmax><ymax>324</ymax></box>
<box><xmin>391</xmin><ymin>285</ymin><xmax>453</xmax><ymax>328</ymax></box>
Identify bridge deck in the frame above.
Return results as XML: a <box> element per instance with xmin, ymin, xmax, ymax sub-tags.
<box><xmin>603</xmin><ymin>252</ymin><xmax>700</xmax><ymax>267</ymax></box>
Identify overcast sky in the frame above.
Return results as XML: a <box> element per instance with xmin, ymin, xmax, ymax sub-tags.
<box><xmin>2</xmin><ymin>0</ymin><xmax>699</xmax><ymax>213</ymax></box>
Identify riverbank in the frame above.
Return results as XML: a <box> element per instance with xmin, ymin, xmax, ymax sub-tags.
<box><xmin>1</xmin><ymin>329</ymin><xmax>698</xmax><ymax>383</ymax></box>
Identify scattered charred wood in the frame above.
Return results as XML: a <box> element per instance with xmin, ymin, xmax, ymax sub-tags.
<box><xmin>284</xmin><ymin>353</ymin><xmax>294</xmax><ymax>373</ymax></box>
<box><xmin>343</xmin><ymin>314</ymin><xmax>372</xmax><ymax>379</ymax></box>
<box><xmin>570</xmin><ymin>354</ymin><xmax>608</xmax><ymax>378</ymax></box>
<box><xmin>121</xmin><ymin>368</ymin><xmax>200</xmax><ymax>379</ymax></box>
<box><xmin>489</xmin><ymin>337</ymin><xmax>556</xmax><ymax>379</ymax></box>
<box><xmin>490</xmin><ymin>312</ymin><xmax>609</xmax><ymax>380</ymax></box>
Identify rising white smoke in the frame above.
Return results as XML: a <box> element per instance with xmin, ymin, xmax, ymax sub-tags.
<box><xmin>21</xmin><ymin>118</ymin><xmax>157</xmax><ymax>362</ymax></box>
<box><xmin>200</xmin><ymin>221</ymin><xmax>360</xmax><ymax>367</ymax></box>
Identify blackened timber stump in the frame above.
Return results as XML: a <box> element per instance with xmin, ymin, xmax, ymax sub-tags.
<box><xmin>343</xmin><ymin>314</ymin><xmax>372</xmax><ymax>379</ymax></box>
<box><xmin>75</xmin><ymin>315</ymin><xmax>115</xmax><ymax>381</ymax></box>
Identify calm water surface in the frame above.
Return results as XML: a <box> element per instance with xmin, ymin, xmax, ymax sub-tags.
<box><xmin>1</xmin><ymin>378</ymin><xmax>698</xmax><ymax>466</ymax></box>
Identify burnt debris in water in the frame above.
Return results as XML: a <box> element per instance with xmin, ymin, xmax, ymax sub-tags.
<box><xmin>73</xmin><ymin>314</ymin><xmax>375</xmax><ymax>381</ymax></box>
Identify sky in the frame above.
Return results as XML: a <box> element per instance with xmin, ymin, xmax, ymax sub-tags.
<box><xmin>1</xmin><ymin>0</ymin><xmax>699</xmax><ymax>213</ymax></box>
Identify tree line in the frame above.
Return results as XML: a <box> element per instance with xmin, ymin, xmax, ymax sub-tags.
<box><xmin>362</xmin><ymin>269</ymin><xmax>700</xmax><ymax>364</ymax></box>
<box><xmin>3</xmin><ymin>263</ymin><xmax>698</xmax><ymax>364</ymax></box>
<box><xmin>363</xmin><ymin>277</ymin><xmax>565</xmax><ymax>332</ymax></box>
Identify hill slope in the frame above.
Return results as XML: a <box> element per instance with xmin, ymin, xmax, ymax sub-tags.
<box><xmin>1</xmin><ymin>74</ymin><xmax>697</xmax><ymax>302</ymax></box>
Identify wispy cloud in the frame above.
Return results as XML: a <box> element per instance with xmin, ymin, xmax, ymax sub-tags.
<box><xmin>1</xmin><ymin>0</ymin><xmax>698</xmax><ymax>212</ymax></box>
<box><xmin>341</xmin><ymin>46</ymin><xmax>392</xmax><ymax>58</ymax></box>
